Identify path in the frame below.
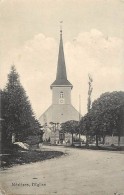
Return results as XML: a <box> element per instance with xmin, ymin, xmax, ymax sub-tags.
<box><xmin>0</xmin><ymin>146</ymin><xmax>124</xmax><ymax>195</ymax></box>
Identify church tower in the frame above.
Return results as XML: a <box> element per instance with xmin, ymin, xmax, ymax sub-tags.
<box><xmin>39</xmin><ymin>29</ymin><xmax>79</xmax><ymax>128</ymax></box>
<box><xmin>51</xmin><ymin>29</ymin><xmax>73</xmax><ymax>108</ymax></box>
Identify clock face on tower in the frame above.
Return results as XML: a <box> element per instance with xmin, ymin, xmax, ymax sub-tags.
<box><xmin>59</xmin><ymin>98</ymin><xmax>64</xmax><ymax>104</ymax></box>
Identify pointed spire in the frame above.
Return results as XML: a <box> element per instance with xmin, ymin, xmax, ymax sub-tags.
<box><xmin>51</xmin><ymin>27</ymin><xmax>73</xmax><ymax>89</ymax></box>
<box><xmin>56</xmin><ymin>27</ymin><xmax>67</xmax><ymax>81</ymax></box>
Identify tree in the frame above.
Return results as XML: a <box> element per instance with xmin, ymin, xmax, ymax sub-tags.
<box><xmin>112</xmin><ymin>104</ymin><xmax>124</xmax><ymax>146</ymax></box>
<box><xmin>92</xmin><ymin>92</ymin><xmax>124</xmax><ymax>137</ymax></box>
<box><xmin>61</xmin><ymin>120</ymin><xmax>79</xmax><ymax>145</ymax></box>
<box><xmin>0</xmin><ymin>89</ymin><xmax>6</xmax><ymax>150</ymax></box>
<box><xmin>86</xmin><ymin>74</ymin><xmax>93</xmax><ymax>146</ymax></box>
<box><xmin>80</xmin><ymin>91</ymin><xmax>124</xmax><ymax>147</ymax></box>
<box><xmin>1</xmin><ymin>66</ymin><xmax>43</xmax><ymax>146</ymax></box>
<box><xmin>79</xmin><ymin>112</ymin><xmax>93</xmax><ymax>145</ymax></box>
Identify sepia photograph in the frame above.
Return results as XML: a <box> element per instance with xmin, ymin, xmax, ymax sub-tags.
<box><xmin>0</xmin><ymin>0</ymin><xmax>124</xmax><ymax>195</ymax></box>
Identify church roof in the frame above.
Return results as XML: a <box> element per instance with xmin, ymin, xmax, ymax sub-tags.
<box><xmin>51</xmin><ymin>30</ymin><xmax>73</xmax><ymax>89</ymax></box>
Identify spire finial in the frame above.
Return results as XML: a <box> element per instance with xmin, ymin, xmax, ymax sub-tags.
<box><xmin>60</xmin><ymin>21</ymin><xmax>63</xmax><ymax>36</ymax></box>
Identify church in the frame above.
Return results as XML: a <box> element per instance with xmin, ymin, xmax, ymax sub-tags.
<box><xmin>39</xmin><ymin>29</ymin><xmax>80</xmax><ymax>143</ymax></box>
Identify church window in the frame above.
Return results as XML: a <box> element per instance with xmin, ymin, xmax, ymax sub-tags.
<box><xmin>59</xmin><ymin>92</ymin><xmax>64</xmax><ymax>104</ymax></box>
<box><xmin>60</xmin><ymin>92</ymin><xmax>64</xmax><ymax>98</ymax></box>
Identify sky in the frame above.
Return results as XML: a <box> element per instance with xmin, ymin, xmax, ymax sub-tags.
<box><xmin>0</xmin><ymin>0</ymin><xmax>124</xmax><ymax>119</ymax></box>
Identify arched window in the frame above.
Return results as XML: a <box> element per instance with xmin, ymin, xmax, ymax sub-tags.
<box><xmin>60</xmin><ymin>92</ymin><xmax>64</xmax><ymax>99</ymax></box>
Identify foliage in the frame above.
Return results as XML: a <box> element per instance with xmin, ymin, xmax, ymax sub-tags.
<box><xmin>61</xmin><ymin>120</ymin><xmax>79</xmax><ymax>134</ymax></box>
<box><xmin>1</xmin><ymin>66</ymin><xmax>43</xmax><ymax>147</ymax></box>
<box><xmin>80</xmin><ymin>91</ymin><xmax>124</xmax><ymax>146</ymax></box>
<box><xmin>61</xmin><ymin>120</ymin><xmax>79</xmax><ymax>144</ymax></box>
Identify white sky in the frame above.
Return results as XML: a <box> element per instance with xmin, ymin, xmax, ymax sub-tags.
<box><xmin>0</xmin><ymin>0</ymin><xmax>124</xmax><ymax>119</ymax></box>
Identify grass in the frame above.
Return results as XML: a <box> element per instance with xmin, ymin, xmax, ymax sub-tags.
<box><xmin>69</xmin><ymin>143</ymin><xmax>124</xmax><ymax>151</ymax></box>
<box><xmin>1</xmin><ymin>143</ymin><xmax>123</xmax><ymax>168</ymax></box>
<box><xmin>0</xmin><ymin>149</ymin><xmax>64</xmax><ymax>168</ymax></box>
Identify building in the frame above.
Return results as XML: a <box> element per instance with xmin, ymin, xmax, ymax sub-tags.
<box><xmin>39</xmin><ymin>30</ymin><xmax>80</xmax><ymax>143</ymax></box>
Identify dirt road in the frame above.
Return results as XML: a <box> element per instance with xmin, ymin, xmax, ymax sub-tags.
<box><xmin>0</xmin><ymin>146</ymin><xmax>124</xmax><ymax>195</ymax></box>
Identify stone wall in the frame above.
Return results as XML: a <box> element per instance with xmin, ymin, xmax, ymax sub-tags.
<box><xmin>105</xmin><ymin>136</ymin><xmax>124</xmax><ymax>146</ymax></box>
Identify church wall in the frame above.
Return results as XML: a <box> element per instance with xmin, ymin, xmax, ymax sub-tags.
<box><xmin>39</xmin><ymin>104</ymin><xmax>80</xmax><ymax>126</ymax></box>
<box><xmin>39</xmin><ymin>105</ymin><xmax>53</xmax><ymax>126</ymax></box>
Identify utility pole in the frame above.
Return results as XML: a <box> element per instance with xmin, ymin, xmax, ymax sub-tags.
<box><xmin>79</xmin><ymin>94</ymin><xmax>81</xmax><ymax>142</ymax></box>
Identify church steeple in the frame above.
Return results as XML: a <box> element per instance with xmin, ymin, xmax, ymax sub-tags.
<box><xmin>39</xmin><ymin>28</ymin><xmax>80</xmax><ymax>131</ymax></box>
<box><xmin>51</xmin><ymin>29</ymin><xmax>73</xmax><ymax>89</ymax></box>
